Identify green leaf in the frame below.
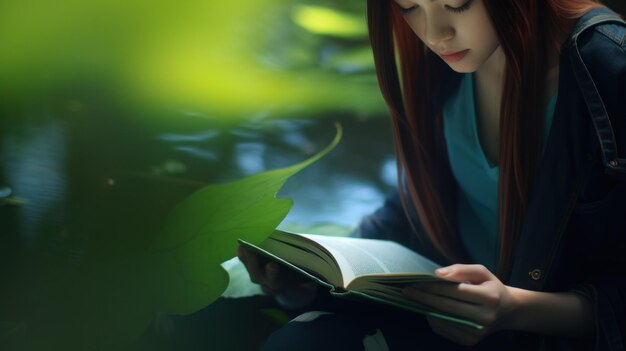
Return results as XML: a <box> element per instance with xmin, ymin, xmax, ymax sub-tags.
<box><xmin>151</xmin><ymin>123</ymin><xmax>342</xmax><ymax>314</ymax></box>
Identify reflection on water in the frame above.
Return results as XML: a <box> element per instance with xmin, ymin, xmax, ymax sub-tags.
<box><xmin>158</xmin><ymin>129</ymin><xmax>220</xmax><ymax>142</ymax></box>
<box><xmin>0</xmin><ymin>186</ymin><xmax>11</xmax><ymax>197</ymax></box>
<box><xmin>2</xmin><ymin>119</ymin><xmax>68</xmax><ymax>249</ymax></box>
<box><xmin>0</xmin><ymin>111</ymin><xmax>397</xmax><ymax>244</ymax></box>
<box><xmin>278</xmin><ymin>118</ymin><xmax>398</xmax><ymax>228</ymax></box>
<box><xmin>234</xmin><ymin>143</ymin><xmax>267</xmax><ymax>176</ymax></box>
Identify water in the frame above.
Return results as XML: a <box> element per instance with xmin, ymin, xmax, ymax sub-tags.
<box><xmin>0</xmin><ymin>111</ymin><xmax>397</xmax><ymax>243</ymax></box>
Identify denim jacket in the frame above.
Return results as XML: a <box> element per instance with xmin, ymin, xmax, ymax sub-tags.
<box><xmin>355</xmin><ymin>8</ymin><xmax>626</xmax><ymax>351</ymax></box>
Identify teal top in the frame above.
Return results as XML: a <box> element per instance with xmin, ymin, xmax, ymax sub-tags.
<box><xmin>442</xmin><ymin>74</ymin><xmax>557</xmax><ymax>272</ymax></box>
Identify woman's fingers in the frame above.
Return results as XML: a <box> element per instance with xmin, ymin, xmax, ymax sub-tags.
<box><xmin>403</xmin><ymin>286</ymin><xmax>484</xmax><ymax>321</ymax></box>
<box><xmin>237</xmin><ymin>244</ymin><xmax>314</xmax><ymax>293</ymax></box>
<box><xmin>413</xmin><ymin>282</ymin><xmax>487</xmax><ymax>304</ymax></box>
<box><xmin>264</xmin><ymin>262</ymin><xmax>283</xmax><ymax>290</ymax></box>
<box><xmin>238</xmin><ymin>246</ymin><xmax>268</xmax><ymax>285</ymax></box>
<box><xmin>265</xmin><ymin>262</ymin><xmax>310</xmax><ymax>290</ymax></box>
<box><xmin>436</xmin><ymin>264</ymin><xmax>495</xmax><ymax>284</ymax></box>
<box><xmin>236</xmin><ymin>245</ymin><xmax>248</xmax><ymax>264</ymax></box>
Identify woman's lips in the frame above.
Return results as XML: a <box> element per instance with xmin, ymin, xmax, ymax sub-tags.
<box><xmin>439</xmin><ymin>49</ymin><xmax>470</xmax><ymax>63</ymax></box>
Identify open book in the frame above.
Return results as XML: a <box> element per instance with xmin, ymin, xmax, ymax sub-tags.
<box><xmin>238</xmin><ymin>229</ymin><xmax>482</xmax><ymax>329</ymax></box>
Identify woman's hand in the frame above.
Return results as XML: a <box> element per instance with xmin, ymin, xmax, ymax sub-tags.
<box><xmin>403</xmin><ymin>263</ymin><xmax>596</xmax><ymax>345</ymax></box>
<box><xmin>402</xmin><ymin>264</ymin><xmax>519</xmax><ymax>346</ymax></box>
<box><xmin>237</xmin><ymin>245</ymin><xmax>318</xmax><ymax>306</ymax></box>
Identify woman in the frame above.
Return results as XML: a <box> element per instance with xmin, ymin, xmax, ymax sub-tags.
<box><xmin>239</xmin><ymin>0</ymin><xmax>626</xmax><ymax>349</ymax></box>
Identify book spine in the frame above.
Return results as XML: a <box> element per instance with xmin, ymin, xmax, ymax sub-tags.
<box><xmin>329</xmin><ymin>290</ymin><xmax>484</xmax><ymax>330</ymax></box>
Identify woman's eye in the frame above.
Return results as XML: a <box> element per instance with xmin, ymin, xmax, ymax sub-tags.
<box><xmin>399</xmin><ymin>5</ymin><xmax>418</xmax><ymax>15</ymax></box>
<box><xmin>445</xmin><ymin>0</ymin><xmax>474</xmax><ymax>13</ymax></box>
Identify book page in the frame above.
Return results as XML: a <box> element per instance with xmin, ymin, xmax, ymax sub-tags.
<box><xmin>300</xmin><ymin>234</ymin><xmax>441</xmax><ymax>287</ymax></box>
<box><xmin>259</xmin><ymin>232</ymin><xmax>474</xmax><ymax>329</ymax></box>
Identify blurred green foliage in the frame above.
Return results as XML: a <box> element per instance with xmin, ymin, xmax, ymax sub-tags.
<box><xmin>0</xmin><ymin>126</ymin><xmax>341</xmax><ymax>350</ymax></box>
<box><xmin>0</xmin><ymin>0</ymin><xmax>384</xmax><ymax>122</ymax></box>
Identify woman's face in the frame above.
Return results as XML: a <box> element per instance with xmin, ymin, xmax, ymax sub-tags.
<box><xmin>393</xmin><ymin>0</ymin><xmax>500</xmax><ymax>73</ymax></box>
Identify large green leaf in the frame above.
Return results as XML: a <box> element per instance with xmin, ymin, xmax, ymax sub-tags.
<box><xmin>151</xmin><ymin>123</ymin><xmax>342</xmax><ymax>314</ymax></box>
<box><xmin>4</xmin><ymin>125</ymin><xmax>342</xmax><ymax>350</ymax></box>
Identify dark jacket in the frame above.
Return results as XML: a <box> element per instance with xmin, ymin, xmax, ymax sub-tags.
<box><xmin>355</xmin><ymin>8</ymin><xmax>626</xmax><ymax>351</ymax></box>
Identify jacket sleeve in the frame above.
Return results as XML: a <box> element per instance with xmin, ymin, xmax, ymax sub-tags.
<box><xmin>593</xmin><ymin>283</ymin><xmax>626</xmax><ymax>351</ymax></box>
<box><xmin>566</xmin><ymin>280</ymin><xmax>626</xmax><ymax>351</ymax></box>
<box><xmin>572</xmin><ymin>20</ymin><xmax>626</xmax><ymax>351</ymax></box>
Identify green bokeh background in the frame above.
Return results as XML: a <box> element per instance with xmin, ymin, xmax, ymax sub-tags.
<box><xmin>0</xmin><ymin>0</ymin><xmax>384</xmax><ymax>122</ymax></box>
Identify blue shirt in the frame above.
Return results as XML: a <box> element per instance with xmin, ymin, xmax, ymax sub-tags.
<box><xmin>443</xmin><ymin>73</ymin><xmax>557</xmax><ymax>272</ymax></box>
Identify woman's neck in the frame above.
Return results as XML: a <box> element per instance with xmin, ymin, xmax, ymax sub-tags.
<box><xmin>545</xmin><ymin>18</ymin><xmax>577</xmax><ymax>101</ymax></box>
<box><xmin>469</xmin><ymin>18</ymin><xmax>577</xmax><ymax>165</ymax></box>
<box><xmin>476</xmin><ymin>45</ymin><xmax>506</xmax><ymax>88</ymax></box>
<box><xmin>473</xmin><ymin>46</ymin><xmax>506</xmax><ymax>165</ymax></box>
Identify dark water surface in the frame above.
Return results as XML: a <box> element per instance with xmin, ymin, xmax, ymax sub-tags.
<box><xmin>0</xmin><ymin>110</ymin><xmax>396</xmax><ymax>239</ymax></box>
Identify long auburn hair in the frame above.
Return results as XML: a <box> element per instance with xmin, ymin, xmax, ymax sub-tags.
<box><xmin>368</xmin><ymin>0</ymin><xmax>603</xmax><ymax>280</ymax></box>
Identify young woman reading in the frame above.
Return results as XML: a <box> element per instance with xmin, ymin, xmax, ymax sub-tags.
<box><xmin>238</xmin><ymin>0</ymin><xmax>626</xmax><ymax>349</ymax></box>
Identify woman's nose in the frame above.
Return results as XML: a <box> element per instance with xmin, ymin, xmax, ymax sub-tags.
<box><xmin>423</xmin><ymin>15</ymin><xmax>454</xmax><ymax>47</ymax></box>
